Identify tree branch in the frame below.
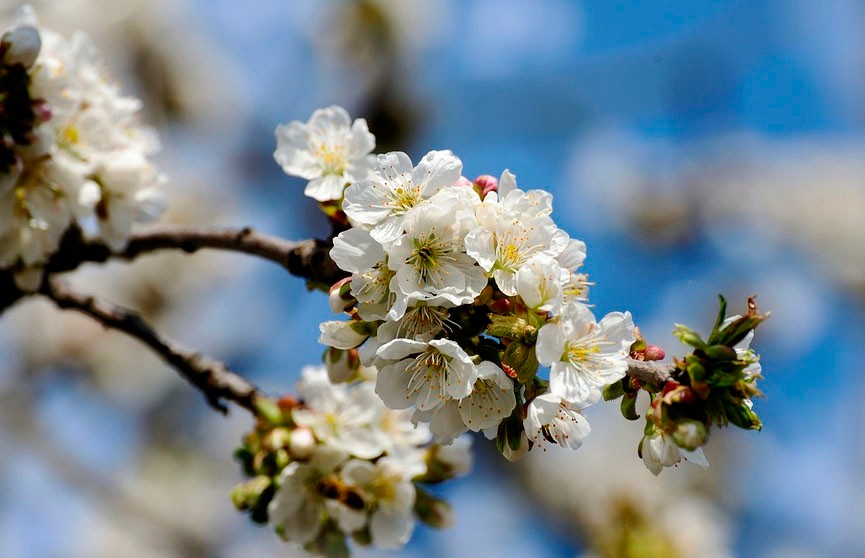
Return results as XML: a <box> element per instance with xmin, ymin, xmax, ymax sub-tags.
<box><xmin>0</xmin><ymin>225</ymin><xmax>347</xmax><ymax>315</ymax></box>
<box><xmin>626</xmin><ymin>358</ymin><xmax>676</xmax><ymax>386</ymax></box>
<box><xmin>40</xmin><ymin>278</ymin><xmax>264</xmax><ymax>415</ymax></box>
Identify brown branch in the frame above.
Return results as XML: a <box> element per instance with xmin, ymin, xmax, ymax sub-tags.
<box><xmin>626</xmin><ymin>358</ymin><xmax>676</xmax><ymax>386</ymax></box>
<box><xmin>40</xmin><ymin>278</ymin><xmax>263</xmax><ymax>415</ymax></box>
<box><xmin>0</xmin><ymin>225</ymin><xmax>347</xmax><ymax>316</ymax></box>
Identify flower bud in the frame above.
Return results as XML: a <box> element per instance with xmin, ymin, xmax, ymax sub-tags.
<box><xmin>324</xmin><ymin>347</ymin><xmax>360</xmax><ymax>383</ymax></box>
<box><xmin>455</xmin><ymin>176</ymin><xmax>472</xmax><ymax>188</ymax></box>
<box><xmin>230</xmin><ymin>475</ymin><xmax>272</xmax><ymax>511</ymax></box>
<box><xmin>414</xmin><ymin>487</ymin><xmax>454</xmax><ymax>529</ymax></box>
<box><xmin>473</xmin><ymin>174</ymin><xmax>498</xmax><ymax>197</ymax></box>
<box><xmin>289</xmin><ymin>427</ymin><xmax>316</xmax><ymax>459</ymax></box>
<box><xmin>1</xmin><ymin>25</ymin><xmax>41</xmax><ymax>68</ymax></box>
<box><xmin>644</xmin><ymin>344</ymin><xmax>666</xmax><ymax>361</ymax></box>
<box><xmin>671</xmin><ymin>419</ymin><xmax>707</xmax><ymax>450</ymax></box>
<box><xmin>328</xmin><ymin>277</ymin><xmax>355</xmax><ymax>314</ymax></box>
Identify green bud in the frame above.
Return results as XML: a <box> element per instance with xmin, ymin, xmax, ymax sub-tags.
<box><xmin>486</xmin><ymin>314</ymin><xmax>534</xmax><ymax>341</ymax></box>
<box><xmin>274</xmin><ymin>448</ymin><xmax>290</xmax><ymax>470</ymax></box>
<box><xmin>501</xmin><ymin>341</ymin><xmax>539</xmax><ymax>383</ymax></box>
<box><xmin>703</xmin><ymin>344</ymin><xmax>738</xmax><ymax>362</ymax></box>
<box><xmin>253</xmin><ymin>396</ymin><xmax>284</xmax><ymax>425</ymax></box>
<box><xmin>726</xmin><ymin>402</ymin><xmax>762</xmax><ymax>430</ymax></box>
<box><xmin>671</xmin><ymin>419</ymin><xmax>708</xmax><ymax>450</ymax></box>
<box><xmin>414</xmin><ymin>486</ymin><xmax>454</xmax><ymax>529</ymax></box>
<box><xmin>230</xmin><ymin>475</ymin><xmax>272</xmax><ymax>511</ymax></box>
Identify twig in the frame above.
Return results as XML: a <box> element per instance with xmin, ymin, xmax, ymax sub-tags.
<box><xmin>626</xmin><ymin>358</ymin><xmax>676</xmax><ymax>386</ymax></box>
<box><xmin>41</xmin><ymin>278</ymin><xmax>263</xmax><ymax>415</ymax></box>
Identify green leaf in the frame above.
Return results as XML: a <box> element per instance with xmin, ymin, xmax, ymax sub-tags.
<box><xmin>620</xmin><ymin>393</ymin><xmax>640</xmax><ymax>421</ymax></box>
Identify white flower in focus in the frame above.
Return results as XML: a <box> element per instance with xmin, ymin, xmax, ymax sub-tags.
<box><xmin>375</xmin><ymin>338</ymin><xmax>478</xmax><ymax>411</ymax></box>
<box><xmin>412</xmin><ymin>401</ymin><xmax>467</xmax><ymax>445</ymax></box>
<box><xmin>524</xmin><ymin>392</ymin><xmax>591</xmax><ymax>450</ymax></box>
<box><xmin>292</xmin><ymin>366</ymin><xmax>389</xmax><ymax>459</ymax></box>
<box><xmin>376</xmin><ymin>301</ymin><xmax>453</xmax><ymax>343</ymax></box>
<box><xmin>274</xmin><ymin>105</ymin><xmax>375</xmax><ymax>202</ymax></box>
<box><xmin>341</xmin><ymin>455</ymin><xmax>421</xmax><ymax>550</ymax></box>
<box><xmin>466</xmin><ymin>175</ymin><xmax>566</xmax><ymax>295</ymax></box>
<box><xmin>343</xmin><ymin>150</ymin><xmax>462</xmax><ymax>244</ymax></box>
<box><xmin>641</xmin><ymin>430</ymin><xmax>709</xmax><ymax>476</ymax></box>
<box><xmin>536</xmin><ymin>303</ymin><xmax>635</xmax><ymax>406</ymax></box>
<box><xmin>458</xmin><ymin>361</ymin><xmax>516</xmax><ymax>432</ymax></box>
<box><xmin>515</xmin><ymin>255</ymin><xmax>567</xmax><ymax>314</ymax></box>
<box><xmin>331</xmin><ymin>227</ymin><xmax>394</xmax><ymax>321</ymax></box>
<box><xmin>387</xmin><ymin>188</ymin><xmax>486</xmax><ymax>306</ymax></box>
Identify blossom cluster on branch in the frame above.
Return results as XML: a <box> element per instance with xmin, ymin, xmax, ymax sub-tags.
<box><xmin>0</xmin><ymin>8</ymin><xmax>771</xmax><ymax>557</ymax></box>
<box><xmin>0</xmin><ymin>7</ymin><xmax>163</xmax><ymax>290</ymax></box>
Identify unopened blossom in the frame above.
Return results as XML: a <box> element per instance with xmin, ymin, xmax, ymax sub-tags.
<box><xmin>274</xmin><ymin>105</ymin><xmax>375</xmax><ymax>202</ymax></box>
<box><xmin>343</xmin><ymin>149</ymin><xmax>462</xmax><ymax>244</ymax></box>
<box><xmin>376</xmin><ymin>338</ymin><xmax>478</xmax><ymax>412</ymax></box>
<box><xmin>640</xmin><ymin>430</ymin><xmax>709</xmax><ymax>476</ymax></box>
<box><xmin>536</xmin><ymin>302</ymin><xmax>635</xmax><ymax>406</ymax></box>
<box><xmin>524</xmin><ymin>392</ymin><xmax>592</xmax><ymax>450</ymax></box>
<box><xmin>319</xmin><ymin>320</ymin><xmax>368</xmax><ymax>350</ymax></box>
<box><xmin>515</xmin><ymin>255</ymin><xmax>567</xmax><ymax>314</ymax></box>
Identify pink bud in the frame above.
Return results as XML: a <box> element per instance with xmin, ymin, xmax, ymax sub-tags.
<box><xmin>455</xmin><ymin>176</ymin><xmax>472</xmax><ymax>188</ymax></box>
<box><xmin>488</xmin><ymin>298</ymin><xmax>511</xmax><ymax>315</ymax></box>
<box><xmin>644</xmin><ymin>345</ymin><xmax>666</xmax><ymax>361</ymax></box>
<box><xmin>33</xmin><ymin>100</ymin><xmax>52</xmax><ymax>124</ymax></box>
<box><xmin>473</xmin><ymin>174</ymin><xmax>498</xmax><ymax>197</ymax></box>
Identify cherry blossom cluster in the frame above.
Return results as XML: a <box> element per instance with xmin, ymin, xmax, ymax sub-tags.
<box><xmin>0</xmin><ymin>7</ymin><xmax>164</xmax><ymax>290</ymax></box>
<box><xmin>275</xmin><ymin>106</ymin><xmax>637</xmax><ymax>458</ymax></box>
<box><xmin>232</xmin><ymin>365</ymin><xmax>471</xmax><ymax>556</ymax></box>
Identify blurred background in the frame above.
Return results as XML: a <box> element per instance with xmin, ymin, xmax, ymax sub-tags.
<box><xmin>1</xmin><ymin>0</ymin><xmax>864</xmax><ymax>556</ymax></box>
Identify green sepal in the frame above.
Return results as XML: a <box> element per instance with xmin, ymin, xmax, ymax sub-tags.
<box><xmin>673</xmin><ymin>324</ymin><xmax>706</xmax><ymax>349</ymax></box>
<box><xmin>707</xmin><ymin>294</ymin><xmax>729</xmax><ymax>345</ymax></box>
<box><xmin>603</xmin><ymin>379</ymin><xmax>626</xmax><ymax>401</ymax></box>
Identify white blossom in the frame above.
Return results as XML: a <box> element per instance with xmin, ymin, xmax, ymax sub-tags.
<box><xmin>375</xmin><ymin>338</ymin><xmax>478</xmax><ymax>412</ymax></box>
<box><xmin>342</xmin><ymin>150</ymin><xmax>462</xmax><ymax>244</ymax></box>
<box><xmin>274</xmin><ymin>105</ymin><xmax>374</xmax><ymax>202</ymax></box>
<box><xmin>641</xmin><ymin>430</ymin><xmax>709</xmax><ymax>476</ymax></box>
<box><xmin>318</xmin><ymin>320</ymin><xmax>368</xmax><ymax>350</ymax></box>
<box><xmin>515</xmin><ymin>255</ymin><xmax>567</xmax><ymax>314</ymax></box>
<box><xmin>292</xmin><ymin>366</ymin><xmax>389</xmax><ymax>459</ymax></box>
<box><xmin>458</xmin><ymin>361</ymin><xmax>516</xmax><ymax>432</ymax></box>
<box><xmin>524</xmin><ymin>392</ymin><xmax>591</xmax><ymax>450</ymax></box>
<box><xmin>341</xmin><ymin>455</ymin><xmax>422</xmax><ymax>549</ymax></box>
<box><xmin>387</xmin><ymin>187</ymin><xmax>486</xmax><ymax>306</ymax></box>
<box><xmin>536</xmin><ymin>303</ymin><xmax>635</xmax><ymax>406</ymax></box>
